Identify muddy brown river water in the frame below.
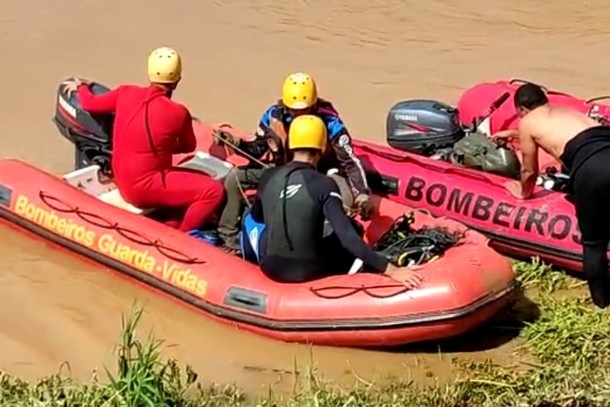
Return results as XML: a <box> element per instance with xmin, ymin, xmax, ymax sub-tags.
<box><xmin>0</xmin><ymin>0</ymin><xmax>607</xmax><ymax>395</ymax></box>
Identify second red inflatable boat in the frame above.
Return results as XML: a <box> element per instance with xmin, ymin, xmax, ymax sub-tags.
<box><xmin>365</xmin><ymin>78</ymin><xmax>610</xmax><ymax>273</ymax></box>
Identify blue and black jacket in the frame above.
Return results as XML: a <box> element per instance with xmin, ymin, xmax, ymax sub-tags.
<box><xmin>236</xmin><ymin>99</ymin><xmax>370</xmax><ymax>195</ymax></box>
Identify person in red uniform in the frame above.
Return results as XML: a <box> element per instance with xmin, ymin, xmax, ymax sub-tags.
<box><xmin>62</xmin><ymin>47</ymin><xmax>225</xmax><ymax>233</ymax></box>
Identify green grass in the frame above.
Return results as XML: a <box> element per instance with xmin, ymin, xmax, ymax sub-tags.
<box><xmin>512</xmin><ymin>256</ymin><xmax>586</xmax><ymax>293</ymax></box>
<box><xmin>2</xmin><ymin>258</ymin><xmax>610</xmax><ymax>406</ymax></box>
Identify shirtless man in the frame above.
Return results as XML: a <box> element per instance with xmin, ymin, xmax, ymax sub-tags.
<box><xmin>493</xmin><ymin>83</ymin><xmax>610</xmax><ymax>308</ymax></box>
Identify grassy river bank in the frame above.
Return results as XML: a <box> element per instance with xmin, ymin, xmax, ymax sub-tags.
<box><xmin>1</xmin><ymin>259</ymin><xmax>609</xmax><ymax>407</ymax></box>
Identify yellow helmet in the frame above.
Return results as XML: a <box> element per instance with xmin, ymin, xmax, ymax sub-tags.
<box><xmin>288</xmin><ymin>115</ymin><xmax>327</xmax><ymax>151</ymax></box>
<box><xmin>147</xmin><ymin>47</ymin><xmax>182</xmax><ymax>84</ymax></box>
<box><xmin>282</xmin><ymin>73</ymin><xmax>318</xmax><ymax>109</ymax></box>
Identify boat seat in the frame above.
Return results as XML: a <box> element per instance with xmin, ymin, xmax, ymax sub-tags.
<box><xmin>179</xmin><ymin>151</ymin><xmax>234</xmax><ymax>180</ymax></box>
<box><xmin>65</xmin><ymin>153</ymin><xmax>233</xmax><ymax>216</ymax></box>
<box><xmin>63</xmin><ymin>165</ymin><xmax>114</xmax><ymax>197</ymax></box>
<box><xmin>98</xmin><ymin>189</ymin><xmax>151</xmax><ymax>215</ymax></box>
<box><xmin>63</xmin><ymin>165</ymin><xmax>151</xmax><ymax>215</ymax></box>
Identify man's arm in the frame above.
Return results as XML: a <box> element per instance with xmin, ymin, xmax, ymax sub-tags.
<box><xmin>77</xmin><ymin>85</ymin><xmax>121</xmax><ymax>114</ymax></box>
<box><xmin>236</xmin><ymin>138</ymin><xmax>271</xmax><ymax>160</ymax></box>
<box><xmin>519</xmin><ymin>125</ymin><xmax>540</xmax><ymax>199</ymax></box>
<box><xmin>174</xmin><ymin>109</ymin><xmax>197</xmax><ymax>154</ymax></box>
<box><xmin>326</xmin><ymin>118</ymin><xmax>370</xmax><ymax>195</ymax></box>
<box><xmin>321</xmin><ymin>180</ymin><xmax>387</xmax><ymax>272</ymax></box>
<box><xmin>229</xmin><ymin>105</ymin><xmax>280</xmax><ymax>161</ymax></box>
<box><xmin>254</xmin><ymin>105</ymin><xmax>276</xmax><ymax>138</ymax></box>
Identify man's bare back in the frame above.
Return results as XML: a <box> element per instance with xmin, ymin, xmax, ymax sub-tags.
<box><xmin>519</xmin><ymin>105</ymin><xmax>601</xmax><ymax>161</ymax></box>
<box><xmin>503</xmin><ymin>82</ymin><xmax>610</xmax><ymax>308</ymax></box>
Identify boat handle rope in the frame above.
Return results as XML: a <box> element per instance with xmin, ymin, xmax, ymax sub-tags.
<box><xmin>586</xmin><ymin>95</ymin><xmax>610</xmax><ymax>104</ymax></box>
<box><xmin>508</xmin><ymin>78</ymin><xmax>550</xmax><ymax>92</ymax></box>
<box><xmin>507</xmin><ymin>79</ymin><xmax>574</xmax><ymax>97</ymax></box>
<box><xmin>38</xmin><ymin>191</ymin><xmax>206</xmax><ymax>265</ymax></box>
<box><xmin>310</xmin><ymin>284</ymin><xmax>413</xmax><ymax>299</ymax></box>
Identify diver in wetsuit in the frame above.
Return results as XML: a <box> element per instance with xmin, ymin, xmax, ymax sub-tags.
<box><xmin>216</xmin><ymin>72</ymin><xmax>372</xmax><ymax>251</ymax></box>
<box><xmin>248</xmin><ymin>114</ymin><xmax>422</xmax><ymax>286</ymax></box>
<box><xmin>493</xmin><ymin>83</ymin><xmax>610</xmax><ymax>308</ymax></box>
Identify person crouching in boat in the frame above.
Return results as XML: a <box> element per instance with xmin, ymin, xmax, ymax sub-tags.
<box><xmin>214</xmin><ymin>72</ymin><xmax>372</xmax><ymax>251</ymax></box>
<box><xmin>241</xmin><ymin>114</ymin><xmax>422</xmax><ymax>286</ymax></box>
<box><xmin>61</xmin><ymin>47</ymin><xmax>225</xmax><ymax>233</ymax></box>
<box><xmin>492</xmin><ymin>83</ymin><xmax>610</xmax><ymax>309</ymax></box>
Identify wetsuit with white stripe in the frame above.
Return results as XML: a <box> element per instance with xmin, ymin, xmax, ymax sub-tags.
<box><xmin>250</xmin><ymin>161</ymin><xmax>387</xmax><ymax>282</ymax></box>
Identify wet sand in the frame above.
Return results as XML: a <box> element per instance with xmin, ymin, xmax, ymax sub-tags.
<box><xmin>0</xmin><ymin>0</ymin><xmax>607</xmax><ymax>395</ymax></box>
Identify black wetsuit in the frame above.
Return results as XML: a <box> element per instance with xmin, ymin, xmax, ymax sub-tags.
<box><xmin>250</xmin><ymin>161</ymin><xmax>388</xmax><ymax>283</ymax></box>
<box><xmin>560</xmin><ymin>125</ymin><xmax>610</xmax><ymax>308</ymax></box>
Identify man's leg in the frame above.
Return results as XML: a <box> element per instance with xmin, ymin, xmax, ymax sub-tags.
<box><xmin>573</xmin><ymin>166</ymin><xmax>610</xmax><ymax>308</ymax></box>
<box><xmin>217</xmin><ymin>167</ymin><xmax>266</xmax><ymax>249</ymax></box>
<box><xmin>143</xmin><ymin>169</ymin><xmax>225</xmax><ymax>232</ymax></box>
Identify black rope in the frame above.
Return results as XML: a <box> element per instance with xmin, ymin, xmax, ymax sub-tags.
<box><xmin>310</xmin><ymin>284</ymin><xmax>412</xmax><ymax>299</ymax></box>
<box><xmin>39</xmin><ymin>191</ymin><xmax>205</xmax><ymax>265</ymax></box>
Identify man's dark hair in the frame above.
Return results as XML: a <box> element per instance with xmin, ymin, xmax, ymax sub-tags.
<box><xmin>514</xmin><ymin>83</ymin><xmax>549</xmax><ymax>110</ymax></box>
<box><xmin>291</xmin><ymin>147</ymin><xmax>321</xmax><ymax>156</ymax></box>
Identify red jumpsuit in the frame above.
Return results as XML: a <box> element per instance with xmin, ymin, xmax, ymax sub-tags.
<box><xmin>77</xmin><ymin>84</ymin><xmax>225</xmax><ymax>232</ymax></box>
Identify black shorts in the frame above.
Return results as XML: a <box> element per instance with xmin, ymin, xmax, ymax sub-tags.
<box><xmin>562</xmin><ymin>126</ymin><xmax>610</xmax><ymax>246</ymax></box>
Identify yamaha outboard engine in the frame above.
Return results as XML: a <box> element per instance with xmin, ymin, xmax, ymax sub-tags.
<box><xmin>386</xmin><ymin>100</ymin><xmax>465</xmax><ymax>156</ymax></box>
<box><xmin>53</xmin><ymin>78</ymin><xmax>114</xmax><ymax>175</ymax></box>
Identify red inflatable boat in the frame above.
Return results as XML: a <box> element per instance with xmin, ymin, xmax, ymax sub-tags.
<box><xmin>0</xmin><ymin>155</ymin><xmax>515</xmax><ymax>348</ymax></box>
<box><xmin>457</xmin><ymin>78</ymin><xmax>610</xmax><ymax>135</ymax></box>
<box><xmin>361</xmin><ymin>79</ymin><xmax>610</xmax><ymax>273</ymax></box>
<box><xmin>0</xmin><ymin>80</ymin><xmax>516</xmax><ymax>348</ymax></box>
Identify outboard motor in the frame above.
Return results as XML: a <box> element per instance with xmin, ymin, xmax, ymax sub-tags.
<box><xmin>53</xmin><ymin>78</ymin><xmax>114</xmax><ymax>175</ymax></box>
<box><xmin>386</xmin><ymin>99</ymin><xmax>465</xmax><ymax>156</ymax></box>
<box><xmin>450</xmin><ymin>132</ymin><xmax>521</xmax><ymax>179</ymax></box>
